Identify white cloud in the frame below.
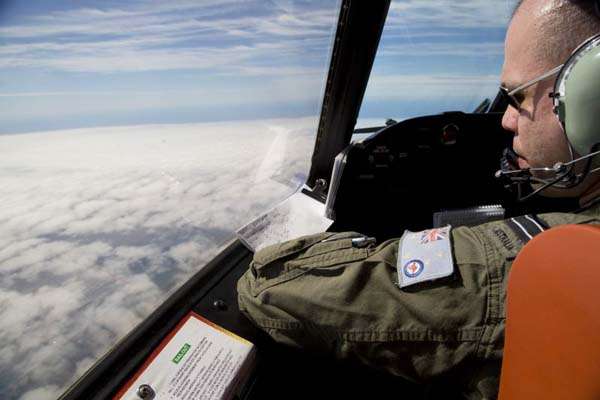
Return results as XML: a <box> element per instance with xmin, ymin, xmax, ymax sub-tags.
<box><xmin>0</xmin><ymin>117</ymin><xmax>317</xmax><ymax>399</ymax></box>
<box><xmin>364</xmin><ymin>73</ymin><xmax>499</xmax><ymax>101</ymax></box>
<box><xmin>0</xmin><ymin>74</ymin><xmax>325</xmax><ymax>123</ymax></box>
<box><xmin>0</xmin><ymin>1</ymin><xmax>247</xmax><ymax>39</ymax></box>
<box><xmin>0</xmin><ymin>1</ymin><xmax>337</xmax><ymax>74</ymax></box>
<box><xmin>19</xmin><ymin>386</ymin><xmax>61</xmax><ymax>400</ymax></box>
<box><xmin>379</xmin><ymin>42</ymin><xmax>505</xmax><ymax>58</ymax></box>
<box><xmin>388</xmin><ymin>0</ymin><xmax>519</xmax><ymax>29</ymax></box>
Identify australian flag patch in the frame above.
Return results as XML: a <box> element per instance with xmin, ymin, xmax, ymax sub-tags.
<box><xmin>397</xmin><ymin>225</ymin><xmax>454</xmax><ymax>288</ymax></box>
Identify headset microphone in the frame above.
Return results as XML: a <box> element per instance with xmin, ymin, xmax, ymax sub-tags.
<box><xmin>496</xmin><ymin>148</ymin><xmax>528</xmax><ymax>200</ymax></box>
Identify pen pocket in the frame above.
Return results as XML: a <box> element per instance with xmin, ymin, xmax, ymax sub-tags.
<box><xmin>248</xmin><ymin>232</ymin><xmax>373</xmax><ymax>296</ymax></box>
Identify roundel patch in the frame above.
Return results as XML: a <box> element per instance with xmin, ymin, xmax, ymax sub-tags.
<box><xmin>403</xmin><ymin>259</ymin><xmax>424</xmax><ymax>278</ymax></box>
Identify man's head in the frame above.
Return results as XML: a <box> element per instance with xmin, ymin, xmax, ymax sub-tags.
<box><xmin>500</xmin><ymin>0</ymin><xmax>600</xmax><ymax>198</ymax></box>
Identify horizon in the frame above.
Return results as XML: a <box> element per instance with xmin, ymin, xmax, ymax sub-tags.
<box><xmin>0</xmin><ymin>0</ymin><xmax>516</xmax><ymax>134</ymax></box>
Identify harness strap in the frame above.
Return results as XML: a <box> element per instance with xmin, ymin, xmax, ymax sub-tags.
<box><xmin>506</xmin><ymin>215</ymin><xmax>548</xmax><ymax>244</ymax></box>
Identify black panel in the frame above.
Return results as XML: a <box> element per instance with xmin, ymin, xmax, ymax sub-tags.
<box><xmin>329</xmin><ymin>112</ymin><xmax>576</xmax><ymax>240</ymax></box>
<box><xmin>329</xmin><ymin>112</ymin><xmax>510</xmax><ymax>238</ymax></box>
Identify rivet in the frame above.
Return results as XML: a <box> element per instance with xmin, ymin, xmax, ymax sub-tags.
<box><xmin>137</xmin><ymin>384</ymin><xmax>155</xmax><ymax>399</ymax></box>
<box><xmin>213</xmin><ymin>299</ymin><xmax>228</xmax><ymax>311</ymax></box>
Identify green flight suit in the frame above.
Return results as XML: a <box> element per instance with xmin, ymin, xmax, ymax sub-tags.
<box><xmin>237</xmin><ymin>204</ymin><xmax>600</xmax><ymax>398</ymax></box>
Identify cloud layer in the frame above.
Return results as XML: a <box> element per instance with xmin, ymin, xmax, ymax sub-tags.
<box><xmin>0</xmin><ymin>0</ymin><xmax>336</xmax><ymax>74</ymax></box>
<box><xmin>0</xmin><ymin>117</ymin><xmax>317</xmax><ymax>399</ymax></box>
<box><xmin>388</xmin><ymin>0</ymin><xmax>517</xmax><ymax>29</ymax></box>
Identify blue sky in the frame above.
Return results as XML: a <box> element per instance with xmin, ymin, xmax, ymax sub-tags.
<box><xmin>360</xmin><ymin>0</ymin><xmax>517</xmax><ymax>119</ymax></box>
<box><xmin>0</xmin><ymin>0</ymin><xmax>516</xmax><ymax>134</ymax></box>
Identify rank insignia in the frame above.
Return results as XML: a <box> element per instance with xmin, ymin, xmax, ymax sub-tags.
<box><xmin>403</xmin><ymin>259</ymin><xmax>424</xmax><ymax>278</ymax></box>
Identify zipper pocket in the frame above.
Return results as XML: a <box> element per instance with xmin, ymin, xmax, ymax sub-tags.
<box><xmin>297</xmin><ymin>232</ymin><xmax>375</xmax><ymax>260</ymax></box>
<box><xmin>253</xmin><ymin>232</ymin><xmax>336</xmax><ymax>268</ymax></box>
<box><xmin>322</xmin><ymin>232</ymin><xmax>377</xmax><ymax>248</ymax></box>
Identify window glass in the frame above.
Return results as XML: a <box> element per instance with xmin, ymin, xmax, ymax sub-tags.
<box><xmin>0</xmin><ymin>1</ymin><xmax>338</xmax><ymax>398</ymax></box>
<box><xmin>357</xmin><ymin>0</ymin><xmax>519</xmax><ymax>126</ymax></box>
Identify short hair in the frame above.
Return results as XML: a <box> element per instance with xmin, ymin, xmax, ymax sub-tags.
<box><xmin>513</xmin><ymin>0</ymin><xmax>600</xmax><ymax>17</ymax></box>
<box><xmin>512</xmin><ymin>0</ymin><xmax>600</xmax><ymax>66</ymax></box>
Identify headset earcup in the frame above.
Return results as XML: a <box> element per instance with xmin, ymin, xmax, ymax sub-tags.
<box><xmin>557</xmin><ymin>35</ymin><xmax>600</xmax><ymax>167</ymax></box>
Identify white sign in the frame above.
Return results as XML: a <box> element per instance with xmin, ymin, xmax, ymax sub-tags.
<box><xmin>115</xmin><ymin>313</ymin><xmax>255</xmax><ymax>400</ymax></box>
<box><xmin>236</xmin><ymin>191</ymin><xmax>333</xmax><ymax>252</ymax></box>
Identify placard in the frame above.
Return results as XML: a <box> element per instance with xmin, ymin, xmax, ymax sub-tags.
<box><xmin>114</xmin><ymin>313</ymin><xmax>255</xmax><ymax>400</ymax></box>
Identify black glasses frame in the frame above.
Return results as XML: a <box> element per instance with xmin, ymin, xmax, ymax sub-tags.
<box><xmin>499</xmin><ymin>64</ymin><xmax>563</xmax><ymax>110</ymax></box>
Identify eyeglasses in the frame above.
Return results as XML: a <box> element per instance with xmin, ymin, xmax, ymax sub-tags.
<box><xmin>499</xmin><ymin>64</ymin><xmax>563</xmax><ymax>110</ymax></box>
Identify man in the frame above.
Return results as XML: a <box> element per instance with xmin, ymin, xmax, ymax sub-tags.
<box><xmin>501</xmin><ymin>0</ymin><xmax>600</xmax><ymax>203</ymax></box>
<box><xmin>237</xmin><ymin>0</ymin><xmax>600</xmax><ymax>398</ymax></box>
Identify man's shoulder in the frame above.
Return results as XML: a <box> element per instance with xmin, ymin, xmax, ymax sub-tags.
<box><xmin>452</xmin><ymin>219</ymin><xmax>522</xmax><ymax>265</ymax></box>
<box><xmin>538</xmin><ymin>204</ymin><xmax>600</xmax><ymax>226</ymax></box>
<box><xmin>451</xmin><ymin>206</ymin><xmax>600</xmax><ymax>265</ymax></box>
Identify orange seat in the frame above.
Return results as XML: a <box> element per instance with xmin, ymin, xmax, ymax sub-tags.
<box><xmin>498</xmin><ymin>225</ymin><xmax>600</xmax><ymax>400</ymax></box>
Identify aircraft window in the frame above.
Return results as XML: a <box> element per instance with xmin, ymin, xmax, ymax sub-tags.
<box><xmin>357</xmin><ymin>0</ymin><xmax>519</xmax><ymax>127</ymax></box>
<box><xmin>0</xmin><ymin>1</ymin><xmax>338</xmax><ymax>399</ymax></box>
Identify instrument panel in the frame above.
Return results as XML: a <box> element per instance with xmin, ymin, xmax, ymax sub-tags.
<box><xmin>329</xmin><ymin>112</ymin><xmax>513</xmax><ymax>239</ymax></box>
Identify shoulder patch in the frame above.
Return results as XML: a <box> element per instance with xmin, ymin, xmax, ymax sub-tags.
<box><xmin>397</xmin><ymin>226</ymin><xmax>454</xmax><ymax>288</ymax></box>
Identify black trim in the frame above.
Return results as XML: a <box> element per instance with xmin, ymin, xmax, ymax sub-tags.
<box><xmin>301</xmin><ymin>187</ymin><xmax>327</xmax><ymax>204</ymax></box>
<box><xmin>506</xmin><ymin>218</ymin><xmax>532</xmax><ymax>244</ymax></box>
<box><xmin>528</xmin><ymin>214</ymin><xmax>550</xmax><ymax>230</ymax></box>
<box><xmin>353</xmin><ymin>125</ymin><xmax>386</xmax><ymax>134</ymax></box>
<box><xmin>307</xmin><ymin>0</ymin><xmax>391</xmax><ymax>189</ymax></box>
<box><xmin>506</xmin><ymin>215</ymin><xmax>546</xmax><ymax>244</ymax></box>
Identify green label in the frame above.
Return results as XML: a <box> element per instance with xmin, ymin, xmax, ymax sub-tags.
<box><xmin>172</xmin><ymin>343</ymin><xmax>191</xmax><ymax>364</ymax></box>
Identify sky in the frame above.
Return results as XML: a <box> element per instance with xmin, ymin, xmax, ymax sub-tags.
<box><xmin>360</xmin><ymin>0</ymin><xmax>518</xmax><ymax>119</ymax></box>
<box><xmin>0</xmin><ymin>0</ymin><xmax>337</xmax><ymax>134</ymax></box>
<box><xmin>0</xmin><ymin>1</ymin><xmax>517</xmax><ymax>399</ymax></box>
<box><xmin>0</xmin><ymin>0</ymin><xmax>518</xmax><ymax>134</ymax></box>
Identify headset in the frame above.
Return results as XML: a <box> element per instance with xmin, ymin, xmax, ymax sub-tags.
<box><xmin>496</xmin><ymin>32</ymin><xmax>600</xmax><ymax>201</ymax></box>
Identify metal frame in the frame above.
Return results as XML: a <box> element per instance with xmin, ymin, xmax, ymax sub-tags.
<box><xmin>307</xmin><ymin>0</ymin><xmax>391</xmax><ymax>189</ymax></box>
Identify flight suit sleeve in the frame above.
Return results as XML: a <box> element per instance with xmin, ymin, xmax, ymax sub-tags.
<box><xmin>237</xmin><ymin>208</ymin><xmax>600</xmax><ymax>398</ymax></box>
<box><xmin>237</xmin><ymin>226</ymin><xmax>510</xmax><ymax>386</ymax></box>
